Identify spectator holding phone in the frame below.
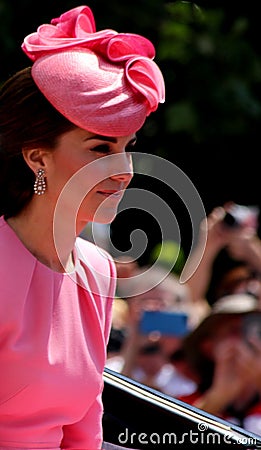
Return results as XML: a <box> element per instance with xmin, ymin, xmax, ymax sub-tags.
<box><xmin>176</xmin><ymin>293</ymin><xmax>261</xmax><ymax>435</ymax></box>
<box><xmin>184</xmin><ymin>202</ymin><xmax>261</xmax><ymax>306</ymax></box>
<box><xmin>106</xmin><ymin>266</ymin><xmax>197</xmax><ymax>397</ymax></box>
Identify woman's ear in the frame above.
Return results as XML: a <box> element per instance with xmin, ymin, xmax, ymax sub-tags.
<box><xmin>22</xmin><ymin>148</ymin><xmax>49</xmax><ymax>174</ymax></box>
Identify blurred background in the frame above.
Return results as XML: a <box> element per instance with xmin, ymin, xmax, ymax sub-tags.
<box><xmin>1</xmin><ymin>0</ymin><xmax>260</xmax><ymax>265</ymax></box>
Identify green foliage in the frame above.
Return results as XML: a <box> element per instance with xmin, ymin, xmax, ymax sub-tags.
<box><xmin>156</xmin><ymin>2</ymin><xmax>261</xmax><ymax>144</ymax></box>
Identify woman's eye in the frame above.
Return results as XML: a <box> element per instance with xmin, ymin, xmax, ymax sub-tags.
<box><xmin>91</xmin><ymin>144</ymin><xmax>110</xmax><ymax>153</ymax></box>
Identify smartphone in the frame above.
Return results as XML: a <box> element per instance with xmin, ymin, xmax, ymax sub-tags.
<box><xmin>139</xmin><ymin>310</ymin><xmax>189</xmax><ymax>337</ymax></box>
<box><xmin>223</xmin><ymin>204</ymin><xmax>259</xmax><ymax>229</ymax></box>
<box><xmin>242</xmin><ymin>312</ymin><xmax>261</xmax><ymax>343</ymax></box>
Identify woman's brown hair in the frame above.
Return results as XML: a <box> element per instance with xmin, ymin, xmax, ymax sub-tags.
<box><xmin>0</xmin><ymin>67</ymin><xmax>76</xmax><ymax>218</ymax></box>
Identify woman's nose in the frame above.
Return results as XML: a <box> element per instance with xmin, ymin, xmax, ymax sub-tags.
<box><xmin>110</xmin><ymin>171</ymin><xmax>133</xmax><ymax>183</ymax></box>
<box><xmin>110</xmin><ymin>153</ymin><xmax>133</xmax><ymax>183</ymax></box>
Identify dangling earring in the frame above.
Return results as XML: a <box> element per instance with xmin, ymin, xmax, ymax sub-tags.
<box><xmin>34</xmin><ymin>168</ymin><xmax>46</xmax><ymax>195</ymax></box>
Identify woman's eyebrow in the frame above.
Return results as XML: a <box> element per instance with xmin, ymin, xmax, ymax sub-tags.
<box><xmin>87</xmin><ymin>135</ymin><xmax>118</xmax><ymax>143</ymax></box>
<box><xmin>86</xmin><ymin>134</ymin><xmax>137</xmax><ymax>144</ymax></box>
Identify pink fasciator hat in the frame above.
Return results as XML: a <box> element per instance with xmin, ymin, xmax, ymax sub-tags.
<box><xmin>22</xmin><ymin>5</ymin><xmax>165</xmax><ymax>136</ymax></box>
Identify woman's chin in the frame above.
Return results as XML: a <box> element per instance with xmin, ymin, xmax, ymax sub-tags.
<box><xmin>90</xmin><ymin>207</ymin><xmax>119</xmax><ymax>225</ymax></box>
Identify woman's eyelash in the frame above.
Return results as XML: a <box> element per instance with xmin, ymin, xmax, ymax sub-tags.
<box><xmin>91</xmin><ymin>141</ymin><xmax>137</xmax><ymax>153</ymax></box>
<box><xmin>91</xmin><ymin>144</ymin><xmax>110</xmax><ymax>153</ymax></box>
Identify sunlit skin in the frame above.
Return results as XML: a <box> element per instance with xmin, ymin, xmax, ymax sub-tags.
<box><xmin>42</xmin><ymin>128</ymin><xmax>135</xmax><ymax>232</ymax></box>
<box><xmin>7</xmin><ymin>128</ymin><xmax>135</xmax><ymax>272</ymax></box>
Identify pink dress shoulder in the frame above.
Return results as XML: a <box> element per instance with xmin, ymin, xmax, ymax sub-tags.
<box><xmin>0</xmin><ymin>216</ymin><xmax>116</xmax><ymax>449</ymax></box>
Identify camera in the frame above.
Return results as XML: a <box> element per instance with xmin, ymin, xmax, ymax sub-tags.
<box><xmin>223</xmin><ymin>204</ymin><xmax>259</xmax><ymax>229</ymax></box>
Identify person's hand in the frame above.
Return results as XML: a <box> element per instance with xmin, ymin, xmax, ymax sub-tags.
<box><xmin>210</xmin><ymin>338</ymin><xmax>248</xmax><ymax>401</ymax></box>
<box><xmin>234</xmin><ymin>336</ymin><xmax>261</xmax><ymax>393</ymax></box>
<box><xmin>184</xmin><ymin>202</ymin><xmax>259</xmax><ymax>304</ymax></box>
<box><xmin>184</xmin><ymin>205</ymin><xmax>242</xmax><ymax>303</ymax></box>
<box><xmin>199</xmin><ymin>206</ymin><xmax>227</xmax><ymax>253</ymax></box>
<box><xmin>203</xmin><ymin>205</ymin><xmax>255</xmax><ymax>255</ymax></box>
<box><xmin>194</xmin><ymin>337</ymin><xmax>253</xmax><ymax>415</ymax></box>
<box><xmin>227</xmin><ymin>231</ymin><xmax>261</xmax><ymax>269</ymax></box>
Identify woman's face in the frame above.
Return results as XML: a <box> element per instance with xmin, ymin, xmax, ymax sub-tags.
<box><xmin>44</xmin><ymin>127</ymin><xmax>135</xmax><ymax>232</ymax></box>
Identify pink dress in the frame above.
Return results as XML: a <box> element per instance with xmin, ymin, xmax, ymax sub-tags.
<box><xmin>0</xmin><ymin>216</ymin><xmax>116</xmax><ymax>449</ymax></box>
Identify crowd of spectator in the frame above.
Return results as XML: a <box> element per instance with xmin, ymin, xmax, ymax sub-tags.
<box><xmin>105</xmin><ymin>202</ymin><xmax>261</xmax><ymax>436</ymax></box>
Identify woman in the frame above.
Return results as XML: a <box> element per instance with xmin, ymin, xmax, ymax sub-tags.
<box><xmin>0</xmin><ymin>5</ymin><xmax>165</xmax><ymax>449</ymax></box>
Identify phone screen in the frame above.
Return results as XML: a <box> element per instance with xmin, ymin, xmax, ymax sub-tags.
<box><xmin>139</xmin><ymin>310</ymin><xmax>189</xmax><ymax>337</ymax></box>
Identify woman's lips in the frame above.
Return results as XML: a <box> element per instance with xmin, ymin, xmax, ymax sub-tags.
<box><xmin>97</xmin><ymin>190</ymin><xmax>122</xmax><ymax>198</ymax></box>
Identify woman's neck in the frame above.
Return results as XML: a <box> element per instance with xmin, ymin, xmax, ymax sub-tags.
<box><xmin>7</xmin><ymin>205</ymin><xmax>76</xmax><ymax>273</ymax></box>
